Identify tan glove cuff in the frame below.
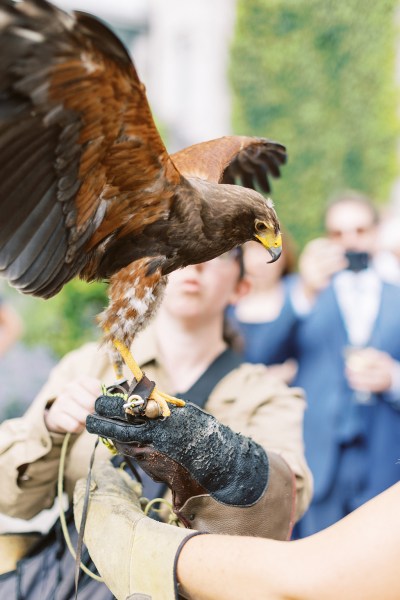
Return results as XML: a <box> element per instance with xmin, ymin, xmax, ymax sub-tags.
<box><xmin>125</xmin><ymin>519</ymin><xmax>199</xmax><ymax>600</ymax></box>
<box><xmin>74</xmin><ymin>463</ymin><xmax>200</xmax><ymax>600</ymax></box>
<box><xmin>177</xmin><ymin>452</ymin><xmax>296</xmax><ymax>540</ymax></box>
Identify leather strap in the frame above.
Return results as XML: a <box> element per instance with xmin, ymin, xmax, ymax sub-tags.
<box><xmin>176</xmin><ymin>348</ymin><xmax>242</xmax><ymax>409</ymax></box>
<box><xmin>74</xmin><ymin>437</ymin><xmax>99</xmax><ymax>600</ymax></box>
<box><xmin>125</xmin><ymin>374</ymin><xmax>156</xmax><ymax>420</ymax></box>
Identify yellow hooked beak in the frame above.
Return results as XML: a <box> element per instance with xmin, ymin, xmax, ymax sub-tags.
<box><xmin>255</xmin><ymin>230</ymin><xmax>283</xmax><ymax>263</ymax></box>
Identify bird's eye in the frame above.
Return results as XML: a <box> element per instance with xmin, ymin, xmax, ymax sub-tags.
<box><xmin>255</xmin><ymin>220</ymin><xmax>268</xmax><ymax>233</ymax></box>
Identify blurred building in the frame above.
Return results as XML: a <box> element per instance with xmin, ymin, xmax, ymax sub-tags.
<box><xmin>54</xmin><ymin>0</ymin><xmax>237</xmax><ymax>150</ymax></box>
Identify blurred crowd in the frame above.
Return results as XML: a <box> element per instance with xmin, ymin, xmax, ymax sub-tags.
<box><xmin>1</xmin><ymin>188</ymin><xmax>400</xmax><ymax>596</ymax></box>
<box><xmin>229</xmin><ymin>189</ymin><xmax>400</xmax><ymax>537</ymax></box>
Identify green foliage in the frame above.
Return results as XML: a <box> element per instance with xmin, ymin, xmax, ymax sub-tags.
<box><xmin>231</xmin><ymin>0</ymin><xmax>399</xmax><ymax>247</ymax></box>
<box><xmin>4</xmin><ymin>279</ymin><xmax>107</xmax><ymax>358</ymax></box>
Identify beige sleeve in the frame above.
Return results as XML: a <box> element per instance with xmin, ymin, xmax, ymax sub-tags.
<box><xmin>0</xmin><ymin>343</ymin><xmax>107</xmax><ymax>519</ymax></box>
<box><xmin>207</xmin><ymin>365</ymin><xmax>313</xmax><ymax>521</ymax></box>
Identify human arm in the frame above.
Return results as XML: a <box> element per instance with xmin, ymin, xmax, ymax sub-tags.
<box><xmin>178</xmin><ymin>482</ymin><xmax>400</xmax><ymax>600</ymax></box>
<box><xmin>75</xmin><ymin>463</ymin><xmax>400</xmax><ymax>600</ymax></box>
<box><xmin>345</xmin><ymin>346</ymin><xmax>400</xmax><ymax>408</ymax></box>
<box><xmin>295</xmin><ymin>238</ymin><xmax>347</xmax><ymax>306</ymax></box>
<box><xmin>0</xmin><ymin>343</ymin><xmax>105</xmax><ymax>519</ymax></box>
<box><xmin>0</xmin><ymin>302</ymin><xmax>22</xmax><ymax>357</ymax></box>
<box><xmin>266</xmin><ymin>359</ymin><xmax>298</xmax><ymax>385</ymax></box>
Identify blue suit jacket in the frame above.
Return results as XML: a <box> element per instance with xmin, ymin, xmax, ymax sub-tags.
<box><xmin>293</xmin><ymin>281</ymin><xmax>400</xmax><ymax>505</ymax></box>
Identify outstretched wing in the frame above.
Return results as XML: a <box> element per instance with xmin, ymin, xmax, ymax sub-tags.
<box><xmin>0</xmin><ymin>0</ymin><xmax>180</xmax><ymax>298</ymax></box>
<box><xmin>170</xmin><ymin>136</ymin><xmax>287</xmax><ymax>193</ymax></box>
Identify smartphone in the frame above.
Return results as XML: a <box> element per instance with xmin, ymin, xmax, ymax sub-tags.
<box><xmin>345</xmin><ymin>251</ymin><xmax>370</xmax><ymax>272</ymax></box>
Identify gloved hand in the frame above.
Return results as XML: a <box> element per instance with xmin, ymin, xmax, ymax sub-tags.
<box><xmin>86</xmin><ymin>398</ymin><xmax>295</xmax><ymax>540</ymax></box>
<box><xmin>74</xmin><ymin>460</ymin><xmax>199</xmax><ymax>600</ymax></box>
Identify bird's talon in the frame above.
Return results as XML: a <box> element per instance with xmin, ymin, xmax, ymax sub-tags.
<box><xmin>146</xmin><ymin>394</ymin><xmax>170</xmax><ymax>418</ymax></box>
<box><xmin>110</xmin><ymin>337</ymin><xmax>185</xmax><ymax>418</ymax></box>
<box><xmin>156</xmin><ymin>389</ymin><xmax>186</xmax><ymax>407</ymax></box>
<box><xmin>145</xmin><ymin>389</ymin><xmax>185</xmax><ymax>418</ymax></box>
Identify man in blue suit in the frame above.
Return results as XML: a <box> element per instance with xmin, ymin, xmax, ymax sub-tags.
<box><xmin>293</xmin><ymin>191</ymin><xmax>400</xmax><ymax>537</ymax></box>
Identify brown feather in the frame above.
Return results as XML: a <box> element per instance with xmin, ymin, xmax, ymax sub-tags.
<box><xmin>171</xmin><ymin>136</ymin><xmax>287</xmax><ymax>192</ymax></box>
<box><xmin>0</xmin><ymin>0</ymin><xmax>286</xmax><ymax>349</ymax></box>
<box><xmin>98</xmin><ymin>257</ymin><xmax>167</xmax><ymax>346</ymax></box>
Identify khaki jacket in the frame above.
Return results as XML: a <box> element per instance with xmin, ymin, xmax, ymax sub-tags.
<box><xmin>0</xmin><ymin>325</ymin><xmax>312</xmax><ymax>523</ymax></box>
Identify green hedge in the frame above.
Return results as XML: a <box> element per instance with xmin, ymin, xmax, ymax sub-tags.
<box><xmin>5</xmin><ymin>279</ymin><xmax>107</xmax><ymax>357</ymax></box>
<box><xmin>230</xmin><ymin>0</ymin><xmax>399</xmax><ymax>247</ymax></box>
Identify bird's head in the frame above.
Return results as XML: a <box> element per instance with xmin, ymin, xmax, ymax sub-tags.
<box><xmin>249</xmin><ymin>196</ymin><xmax>282</xmax><ymax>263</ymax></box>
<box><xmin>172</xmin><ymin>179</ymin><xmax>283</xmax><ymax>268</ymax></box>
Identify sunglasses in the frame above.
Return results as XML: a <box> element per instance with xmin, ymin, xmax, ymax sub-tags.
<box><xmin>327</xmin><ymin>225</ymin><xmax>373</xmax><ymax>239</ymax></box>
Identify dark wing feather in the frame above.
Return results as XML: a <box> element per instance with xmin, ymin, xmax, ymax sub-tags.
<box><xmin>0</xmin><ymin>0</ymin><xmax>181</xmax><ymax>298</ymax></box>
<box><xmin>171</xmin><ymin>136</ymin><xmax>287</xmax><ymax>193</ymax></box>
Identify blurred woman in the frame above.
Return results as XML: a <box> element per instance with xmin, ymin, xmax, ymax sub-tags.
<box><xmin>227</xmin><ymin>230</ymin><xmax>298</xmax><ymax>383</ymax></box>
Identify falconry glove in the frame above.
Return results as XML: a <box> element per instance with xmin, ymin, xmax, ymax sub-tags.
<box><xmin>74</xmin><ymin>460</ymin><xmax>200</xmax><ymax>600</ymax></box>
<box><xmin>86</xmin><ymin>398</ymin><xmax>296</xmax><ymax>540</ymax></box>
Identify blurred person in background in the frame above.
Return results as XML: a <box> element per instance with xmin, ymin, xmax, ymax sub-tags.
<box><xmin>0</xmin><ymin>248</ymin><xmax>311</xmax><ymax>597</ymax></box>
<box><xmin>291</xmin><ymin>190</ymin><xmax>400</xmax><ymax>538</ymax></box>
<box><xmin>227</xmin><ymin>231</ymin><xmax>298</xmax><ymax>384</ymax></box>
<box><xmin>374</xmin><ymin>210</ymin><xmax>400</xmax><ymax>285</ymax></box>
<box><xmin>0</xmin><ymin>297</ymin><xmax>22</xmax><ymax>359</ymax></box>
<box><xmin>0</xmin><ymin>295</ymin><xmax>55</xmax><ymax>422</ymax></box>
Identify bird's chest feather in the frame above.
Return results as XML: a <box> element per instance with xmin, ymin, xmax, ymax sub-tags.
<box><xmin>99</xmin><ymin>259</ymin><xmax>167</xmax><ymax>345</ymax></box>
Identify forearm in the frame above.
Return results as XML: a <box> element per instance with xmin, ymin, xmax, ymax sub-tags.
<box><xmin>178</xmin><ymin>534</ymin><xmax>294</xmax><ymax>600</ymax></box>
<box><xmin>0</xmin><ymin>415</ymin><xmax>72</xmax><ymax>518</ymax></box>
<box><xmin>0</xmin><ymin>344</ymin><xmax>107</xmax><ymax>518</ymax></box>
<box><xmin>178</xmin><ymin>483</ymin><xmax>400</xmax><ymax>600</ymax></box>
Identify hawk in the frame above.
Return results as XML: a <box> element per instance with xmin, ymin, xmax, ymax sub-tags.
<box><xmin>0</xmin><ymin>0</ymin><xmax>286</xmax><ymax>416</ymax></box>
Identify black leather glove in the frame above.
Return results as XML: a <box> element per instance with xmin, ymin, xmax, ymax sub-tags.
<box><xmin>86</xmin><ymin>396</ymin><xmax>295</xmax><ymax>539</ymax></box>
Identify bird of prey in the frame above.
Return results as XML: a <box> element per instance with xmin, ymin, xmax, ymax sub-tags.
<box><xmin>0</xmin><ymin>0</ymin><xmax>286</xmax><ymax>416</ymax></box>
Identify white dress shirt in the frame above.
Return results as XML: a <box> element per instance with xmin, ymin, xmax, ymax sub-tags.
<box><xmin>333</xmin><ymin>268</ymin><xmax>381</xmax><ymax>346</ymax></box>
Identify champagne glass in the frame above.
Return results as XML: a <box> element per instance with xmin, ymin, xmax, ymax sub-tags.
<box><xmin>343</xmin><ymin>346</ymin><xmax>373</xmax><ymax>405</ymax></box>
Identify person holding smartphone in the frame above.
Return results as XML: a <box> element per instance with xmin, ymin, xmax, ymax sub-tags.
<box><xmin>290</xmin><ymin>190</ymin><xmax>400</xmax><ymax>537</ymax></box>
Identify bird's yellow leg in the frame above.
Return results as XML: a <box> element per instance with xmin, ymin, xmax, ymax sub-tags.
<box><xmin>111</xmin><ymin>339</ymin><xmax>185</xmax><ymax>418</ymax></box>
<box><xmin>155</xmin><ymin>389</ymin><xmax>186</xmax><ymax>407</ymax></box>
<box><xmin>112</xmin><ymin>338</ymin><xmax>143</xmax><ymax>382</ymax></box>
